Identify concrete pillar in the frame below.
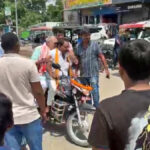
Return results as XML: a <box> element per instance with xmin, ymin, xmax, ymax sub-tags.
<box><xmin>100</xmin><ymin>15</ymin><xmax>103</xmax><ymax>23</ymax></box>
<box><xmin>78</xmin><ymin>10</ymin><xmax>82</xmax><ymax>25</ymax></box>
<box><xmin>94</xmin><ymin>16</ymin><xmax>97</xmax><ymax>24</ymax></box>
<box><xmin>117</xmin><ymin>13</ymin><xmax>121</xmax><ymax>25</ymax></box>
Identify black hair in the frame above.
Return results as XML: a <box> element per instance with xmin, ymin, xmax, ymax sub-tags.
<box><xmin>0</xmin><ymin>94</ymin><xmax>13</xmax><ymax>145</ymax></box>
<box><xmin>52</xmin><ymin>27</ymin><xmax>64</xmax><ymax>36</ymax></box>
<box><xmin>80</xmin><ymin>28</ymin><xmax>90</xmax><ymax>35</ymax></box>
<box><xmin>57</xmin><ymin>38</ymin><xmax>69</xmax><ymax>47</ymax></box>
<box><xmin>1</xmin><ymin>32</ymin><xmax>19</xmax><ymax>52</ymax></box>
<box><xmin>119</xmin><ymin>39</ymin><xmax>150</xmax><ymax>81</ymax></box>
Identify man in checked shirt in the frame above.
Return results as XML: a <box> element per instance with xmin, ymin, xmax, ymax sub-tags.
<box><xmin>75</xmin><ymin>28</ymin><xmax>110</xmax><ymax>108</ymax></box>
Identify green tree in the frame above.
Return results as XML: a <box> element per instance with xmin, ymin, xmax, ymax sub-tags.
<box><xmin>22</xmin><ymin>0</ymin><xmax>46</xmax><ymax>14</ymax></box>
<box><xmin>0</xmin><ymin>0</ymin><xmax>64</xmax><ymax>29</ymax></box>
<box><xmin>20</xmin><ymin>11</ymin><xmax>43</xmax><ymax>28</ymax></box>
<box><xmin>46</xmin><ymin>0</ymin><xmax>63</xmax><ymax>22</ymax></box>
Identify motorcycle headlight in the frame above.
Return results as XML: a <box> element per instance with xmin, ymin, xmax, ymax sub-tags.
<box><xmin>72</xmin><ymin>88</ymin><xmax>77</xmax><ymax>94</ymax></box>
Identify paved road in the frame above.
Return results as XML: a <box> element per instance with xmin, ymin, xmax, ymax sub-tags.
<box><xmin>42</xmin><ymin>70</ymin><xmax>124</xmax><ymax>150</ymax></box>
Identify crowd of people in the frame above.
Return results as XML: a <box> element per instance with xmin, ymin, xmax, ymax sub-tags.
<box><xmin>0</xmin><ymin>27</ymin><xmax>150</xmax><ymax>150</ymax></box>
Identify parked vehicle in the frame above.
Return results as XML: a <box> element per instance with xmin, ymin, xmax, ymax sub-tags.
<box><xmin>137</xmin><ymin>22</ymin><xmax>150</xmax><ymax>42</ymax></box>
<box><xmin>102</xmin><ymin>20</ymin><xmax>150</xmax><ymax>68</ymax></box>
<box><xmin>119</xmin><ymin>20</ymin><xmax>150</xmax><ymax>42</ymax></box>
<box><xmin>49</xmin><ymin>63</ymin><xmax>95</xmax><ymax>147</ymax></box>
<box><xmin>52</xmin><ymin>23</ymin><xmax>117</xmax><ymax>47</ymax></box>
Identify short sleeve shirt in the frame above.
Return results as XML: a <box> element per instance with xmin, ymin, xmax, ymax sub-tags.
<box><xmin>88</xmin><ymin>90</ymin><xmax>150</xmax><ymax>150</ymax></box>
<box><xmin>76</xmin><ymin>41</ymin><xmax>102</xmax><ymax>77</ymax></box>
<box><xmin>0</xmin><ymin>54</ymin><xmax>40</xmax><ymax>124</ymax></box>
<box><xmin>31</xmin><ymin>45</ymin><xmax>42</xmax><ymax>61</ymax></box>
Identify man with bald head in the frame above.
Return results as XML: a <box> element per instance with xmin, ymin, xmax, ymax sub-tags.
<box><xmin>31</xmin><ymin>36</ymin><xmax>58</xmax><ymax>92</ymax></box>
<box><xmin>31</xmin><ymin>36</ymin><xmax>58</xmax><ymax>62</ymax></box>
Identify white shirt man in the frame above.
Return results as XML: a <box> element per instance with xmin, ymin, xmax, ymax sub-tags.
<box><xmin>46</xmin><ymin>39</ymin><xmax>70</xmax><ymax>106</ymax></box>
<box><xmin>49</xmin><ymin>49</ymin><xmax>70</xmax><ymax>76</ymax></box>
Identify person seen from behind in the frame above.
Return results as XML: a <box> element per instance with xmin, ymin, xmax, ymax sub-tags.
<box><xmin>88</xmin><ymin>39</ymin><xmax>150</xmax><ymax>150</ymax></box>
<box><xmin>0</xmin><ymin>32</ymin><xmax>48</xmax><ymax>150</ymax></box>
<box><xmin>0</xmin><ymin>94</ymin><xmax>13</xmax><ymax>150</ymax></box>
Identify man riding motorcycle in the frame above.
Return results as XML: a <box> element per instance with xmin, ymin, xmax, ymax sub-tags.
<box><xmin>46</xmin><ymin>38</ymin><xmax>75</xmax><ymax>107</ymax></box>
<box><xmin>37</xmin><ymin>38</ymin><xmax>95</xmax><ymax>146</ymax></box>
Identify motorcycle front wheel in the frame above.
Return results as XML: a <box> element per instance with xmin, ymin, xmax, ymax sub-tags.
<box><xmin>66</xmin><ymin>111</ymin><xmax>94</xmax><ymax>147</ymax></box>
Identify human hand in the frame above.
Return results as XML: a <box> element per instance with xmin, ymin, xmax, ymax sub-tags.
<box><xmin>68</xmin><ymin>51</ymin><xmax>79</xmax><ymax>65</ymax></box>
<box><xmin>71</xmin><ymin>72</ymin><xmax>78</xmax><ymax>78</ymax></box>
<box><xmin>46</xmin><ymin>56</ymin><xmax>53</xmax><ymax>71</ymax></box>
<box><xmin>73</xmin><ymin>58</ymin><xmax>79</xmax><ymax>65</ymax></box>
<box><xmin>37</xmin><ymin>55</ymin><xmax>52</xmax><ymax>65</ymax></box>
<box><xmin>45</xmin><ymin>55</ymin><xmax>52</xmax><ymax>63</ymax></box>
<box><xmin>105</xmin><ymin>69</ymin><xmax>110</xmax><ymax>79</ymax></box>
<box><xmin>40</xmin><ymin>107</ymin><xmax>49</xmax><ymax>124</ymax></box>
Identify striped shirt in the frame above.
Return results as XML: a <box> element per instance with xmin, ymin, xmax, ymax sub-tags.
<box><xmin>76</xmin><ymin>41</ymin><xmax>102</xmax><ymax>77</ymax></box>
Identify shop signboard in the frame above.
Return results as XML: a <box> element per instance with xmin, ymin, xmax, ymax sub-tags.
<box><xmin>5</xmin><ymin>7</ymin><xmax>11</xmax><ymax>16</ymax></box>
<box><xmin>112</xmin><ymin>0</ymin><xmax>142</xmax><ymax>4</ymax></box>
<box><xmin>64</xmin><ymin>0</ymin><xmax>112</xmax><ymax>10</ymax></box>
<box><xmin>115</xmin><ymin>3</ymin><xmax>143</xmax><ymax>13</ymax></box>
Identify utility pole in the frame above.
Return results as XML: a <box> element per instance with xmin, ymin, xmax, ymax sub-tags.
<box><xmin>15</xmin><ymin>0</ymin><xmax>18</xmax><ymax>36</ymax></box>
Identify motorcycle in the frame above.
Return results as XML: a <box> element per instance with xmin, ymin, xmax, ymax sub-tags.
<box><xmin>49</xmin><ymin>63</ymin><xmax>96</xmax><ymax>147</ymax></box>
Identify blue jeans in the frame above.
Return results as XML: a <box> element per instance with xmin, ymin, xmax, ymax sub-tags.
<box><xmin>4</xmin><ymin>119</ymin><xmax>42</xmax><ymax>150</ymax></box>
<box><xmin>84</xmin><ymin>76</ymin><xmax>100</xmax><ymax>107</ymax></box>
<box><xmin>113</xmin><ymin>47</ymin><xmax>120</xmax><ymax>67</ymax></box>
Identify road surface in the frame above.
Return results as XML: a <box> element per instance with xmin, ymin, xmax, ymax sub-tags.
<box><xmin>42</xmin><ymin>70</ymin><xmax>124</xmax><ymax>150</ymax></box>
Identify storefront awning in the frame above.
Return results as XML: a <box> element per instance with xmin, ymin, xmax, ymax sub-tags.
<box><xmin>119</xmin><ymin>23</ymin><xmax>144</xmax><ymax>29</ymax></box>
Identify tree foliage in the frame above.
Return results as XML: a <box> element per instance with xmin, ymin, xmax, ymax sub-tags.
<box><xmin>46</xmin><ymin>0</ymin><xmax>63</xmax><ymax>22</ymax></box>
<box><xmin>0</xmin><ymin>0</ymin><xmax>63</xmax><ymax>29</ymax></box>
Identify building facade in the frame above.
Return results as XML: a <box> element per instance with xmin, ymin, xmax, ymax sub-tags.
<box><xmin>113</xmin><ymin>0</ymin><xmax>150</xmax><ymax>24</ymax></box>
<box><xmin>63</xmin><ymin>0</ymin><xmax>150</xmax><ymax>25</ymax></box>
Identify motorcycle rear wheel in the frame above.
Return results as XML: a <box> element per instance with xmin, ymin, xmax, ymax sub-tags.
<box><xmin>66</xmin><ymin>111</ymin><xmax>93</xmax><ymax>147</ymax></box>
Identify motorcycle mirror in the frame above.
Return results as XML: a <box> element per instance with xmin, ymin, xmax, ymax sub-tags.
<box><xmin>52</xmin><ymin>63</ymin><xmax>61</xmax><ymax>70</ymax></box>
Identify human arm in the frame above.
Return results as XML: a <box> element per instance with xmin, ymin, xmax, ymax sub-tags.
<box><xmin>99</xmin><ymin>53</ymin><xmax>110</xmax><ymax>78</ymax></box>
<box><xmin>31</xmin><ymin>47</ymin><xmax>43</xmax><ymax>70</ymax></box>
<box><xmin>46</xmin><ymin>61</ymin><xmax>59</xmax><ymax>79</ymax></box>
<box><xmin>72</xmin><ymin>45</ymin><xmax>81</xmax><ymax>77</ymax></box>
<box><xmin>31</xmin><ymin>47</ymin><xmax>41</xmax><ymax>61</ymax></box>
<box><xmin>68</xmin><ymin>42</ymin><xmax>79</xmax><ymax>65</ymax></box>
<box><xmin>95</xmin><ymin>42</ymin><xmax>110</xmax><ymax>78</ymax></box>
<box><xmin>30</xmin><ymin>82</ymin><xmax>48</xmax><ymax>122</ymax></box>
<box><xmin>29</xmin><ymin>62</ymin><xmax>48</xmax><ymax>122</ymax></box>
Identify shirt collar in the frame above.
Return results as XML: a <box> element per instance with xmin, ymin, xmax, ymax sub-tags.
<box><xmin>80</xmin><ymin>41</ymin><xmax>91</xmax><ymax>49</ymax></box>
<box><xmin>3</xmin><ymin>53</ymin><xmax>21</xmax><ymax>57</ymax></box>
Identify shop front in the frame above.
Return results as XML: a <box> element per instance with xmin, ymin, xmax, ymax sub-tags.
<box><xmin>112</xmin><ymin>0</ymin><xmax>150</xmax><ymax>24</ymax></box>
<box><xmin>64</xmin><ymin>0</ymin><xmax>114</xmax><ymax>24</ymax></box>
<box><xmin>63</xmin><ymin>0</ymin><xmax>150</xmax><ymax>25</ymax></box>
